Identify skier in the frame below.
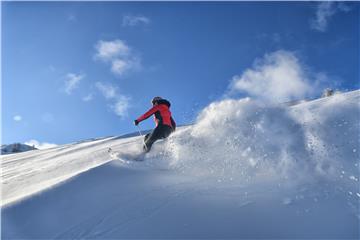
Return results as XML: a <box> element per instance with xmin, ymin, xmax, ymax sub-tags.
<box><xmin>134</xmin><ymin>97</ymin><xmax>176</xmax><ymax>152</ymax></box>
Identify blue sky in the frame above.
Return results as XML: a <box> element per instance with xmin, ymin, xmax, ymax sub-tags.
<box><xmin>2</xmin><ymin>1</ymin><xmax>359</xmax><ymax>147</ymax></box>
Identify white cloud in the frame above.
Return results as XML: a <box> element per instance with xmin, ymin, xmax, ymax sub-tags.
<box><xmin>24</xmin><ymin>140</ymin><xmax>57</xmax><ymax>150</ymax></box>
<box><xmin>122</xmin><ymin>14</ymin><xmax>150</xmax><ymax>27</ymax></box>
<box><xmin>94</xmin><ymin>39</ymin><xmax>141</xmax><ymax>77</ymax></box>
<box><xmin>310</xmin><ymin>2</ymin><xmax>351</xmax><ymax>32</ymax></box>
<box><xmin>228</xmin><ymin>50</ymin><xmax>316</xmax><ymax>103</ymax></box>
<box><xmin>13</xmin><ymin>115</ymin><xmax>22</xmax><ymax>121</ymax></box>
<box><xmin>111</xmin><ymin>58</ymin><xmax>141</xmax><ymax>76</ymax></box>
<box><xmin>95</xmin><ymin>40</ymin><xmax>130</xmax><ymax>62</ymax></box>
<box><xmin>95</xmin><ymin>82</ymin><xmax>131</xmax><ymax>118</ymax></box>
<box><xmin>65</xmin><ymin>73</ymin><xmax>84</xmax><ymax>95</ymax></box>
<box><xmin>82</xmin><ymin>93</ymin><xmax>93</xmax><ymax>102</ymax></box>
<box><xmin>111</xmin><ymin>59</ymin><xmax>129</xmax><ymax>75</ymax></box>
<box><xmin>95</xmin><ymin>82</ymin><xmax>117</xmax><ymax>99</ymax></box>
<box><xmin>112</xmin><ymin>96</ymin><xmax>131</xmax><ymax>118</ymax></box>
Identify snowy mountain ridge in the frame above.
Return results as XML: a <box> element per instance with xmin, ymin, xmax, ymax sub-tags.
<box><xmin>1</xmin><ymin>143</ymin><xmax>37</xmax><ymax>155</ymax></box>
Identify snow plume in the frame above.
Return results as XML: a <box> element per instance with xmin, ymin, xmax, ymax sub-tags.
<box><xmin>155</xmin><ymin>50</ymin><xmax>353</xmax><ymax>187</ymax></box>
<box><xmin>165</xmin><ymin>99</ymin><xmax>311</xmax><ymax>183</ymax></box>
<box><xmin>228</xmin><ymin>50</ymin><xmax>318</xmax><ymax>103</ymax></box>
<box><xmin>291</xmin><ymin>92</ymin><xmax>360</xmax><ymax>177</ymax></box>
<box><xmin>163</xmin><ymin>91</ymin><xmax>360</xmax><ymax>186</ymax></box>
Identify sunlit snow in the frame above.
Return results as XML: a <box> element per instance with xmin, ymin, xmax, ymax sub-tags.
<box><xmin>2</xmin><ymin>90</ymin><xmax>359</xmax><ymax>239</ymax></box>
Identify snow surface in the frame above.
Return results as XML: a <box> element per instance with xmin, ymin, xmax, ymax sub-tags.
<box><xmin>1</xmin><ymin>90</ymin><xmax>360</xmax><ymax>239</ymax></box>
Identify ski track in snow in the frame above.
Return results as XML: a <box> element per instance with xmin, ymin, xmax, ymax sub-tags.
<box><xmin>1</xmin><ymin>136</ymin><xmax>140</xmax><ymax>206</ymax></box>
<box><xmin>1</xmin><ymin>90</ymin><xmax>360</xmax><ymax>239</ymax></box>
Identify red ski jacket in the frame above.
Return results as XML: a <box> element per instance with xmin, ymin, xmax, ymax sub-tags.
<box><xmin>136</xmin><ymin>99</ymin><xmax>176</xmax><ymax>129</ymax></box>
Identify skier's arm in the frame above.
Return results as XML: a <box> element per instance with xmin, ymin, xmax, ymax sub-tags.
<box><xmin>136</xmin><ymin>105</ymin><xmax>160</xmax><ymax>123</ymax></box>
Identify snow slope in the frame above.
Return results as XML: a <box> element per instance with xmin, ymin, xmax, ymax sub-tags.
<box><xmin>1</xmin><ymin>136</ymin><xmax>140</xmax><ymax>206</ymax></box>
<box><xmin>2</xmin><ymin>90</ymin><xmax>359</xmax><ymax>239</ymax></box>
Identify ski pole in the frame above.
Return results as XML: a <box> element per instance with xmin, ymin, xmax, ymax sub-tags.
<box><xmin>136</xmin><ymin>125</ymin><xmax>148</xmax><ymax>151</ymax></box>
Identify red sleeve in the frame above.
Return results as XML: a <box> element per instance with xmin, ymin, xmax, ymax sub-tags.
<box><xmin>136</xmin><ymin>105</ymin><xmax>160</xmax><ymax>123</ymax></box>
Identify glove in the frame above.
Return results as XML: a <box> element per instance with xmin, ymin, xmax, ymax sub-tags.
<box><xmin>134</xmin><ymin>120</ymin><xmax>139</xmax><ymax>126</ymax></box>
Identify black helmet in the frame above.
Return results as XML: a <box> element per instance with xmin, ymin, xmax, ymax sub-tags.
<box><xmin>151</xmin><ymin>96</ymin><xmax>162</xmax><ymax>105</ymax></box>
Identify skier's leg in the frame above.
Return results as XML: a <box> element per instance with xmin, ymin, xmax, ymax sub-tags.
<box><xmin>144</xmin><ymin>127</ymin><xmax>162</xmax><ymax>152</ymax></box>
<box><xmin>144</xmin><ymin>125</ymin><xmax>173</xmax><ymax>152</ymax></box>
<box><xmin>162</xmin><ymin>125</ymin><xmax>173</xmax><ymax>139</ymax></box>
<box><xmin>144</xmin><ymin>133</ymin><xmax>150</xmax><ymax>141</ymax></box>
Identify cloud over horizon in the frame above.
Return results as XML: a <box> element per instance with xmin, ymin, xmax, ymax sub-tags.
<box><xmin>24</xmin><ymin>139</ymin><xmax>57</xmax><ymax>150</ymax></box>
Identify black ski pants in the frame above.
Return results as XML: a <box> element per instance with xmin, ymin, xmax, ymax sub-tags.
<box><xmin>143</xmin><ymin>124</ymin><xmax>173</xmax><ymax>152</ymax></box>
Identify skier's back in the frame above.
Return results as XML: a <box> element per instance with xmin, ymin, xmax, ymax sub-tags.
<box><xmin>134</xmin><ymin>97</ymin><xmax>176</xmax><ymax>152</ymax></box>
